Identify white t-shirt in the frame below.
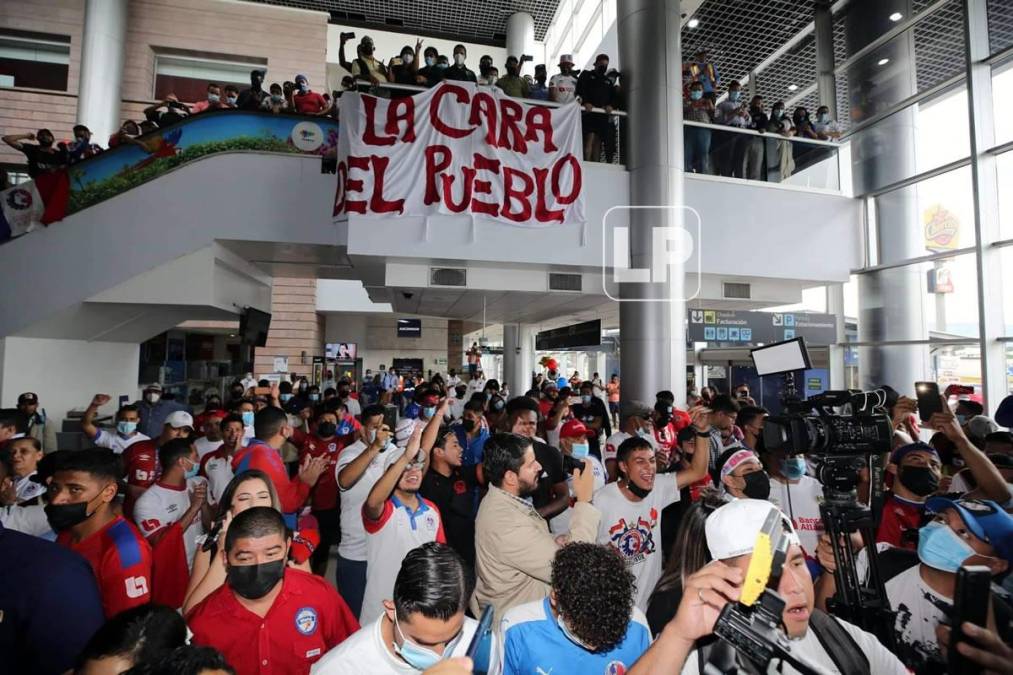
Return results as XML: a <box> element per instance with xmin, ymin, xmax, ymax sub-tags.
<box><xmin>93</xmin><ymin>429</ymin><xmax>150</xmax><ymax>455</ymax></box>
<box><xmin>14</xmin><ymin>473</ymin><xmax>46</xmax><ymax>504</ymax></box>
<box><xmin>768</xmin><ymin>476</ymin><xmax>825</xmax><ymax>558</ymax></box>
<box><xmin>448</xmin><ymin>397</ymin><xmax>466</xmax><ymax>421</ymax></box>
<box><xmin>335</xmin><ymin>440</ymin><xmax>387</xmax><ymax>561</ymax></box>
<box><xmin>548</xmin><ymin>72</ymin><xmax>578</xmax><ymax>104</ymax></box>
<box><xmin>360</xmin><ymin>496</ymin><xmax>445</xmax><ymax>625</ymax></box>
<box><xmin>132</xmin><ymin>478</ymin><xmax>207</xmax><ymax>569</ymax></box>
<box><xmin>194</xmin><ymin>436</ymin><xmax>223</xmax><ymax>459</ymax></box>
<box><xmin>200</xmin><ymin>449</ymin><xmax>235</xmax><ymax>505</ymax></box>
<box><xmin>883</xmin><ymin>564</ymin><xmax>950</xmax><ymax>671</ymax></box>
<box><xmin>549</xmin><ymin>455</ymin><xmax>607</xmax><ymax>535</ymax></box>
<box><xmin>311</xmin><ymin>615</ymin><xmax>495</xmax><ymax>675</ymax></box>
<box><xmin>679</xmin><ymin>614</ymin><xmax>907</xmax><ymax>674</ymax></box>
<box><xmin>603</xmin><ymin>431</ymin><xmax>657</xmax><ymax>465</ymax></box>
<box><xmin>343</xmin><ymin>397</ymin><xmax>362</xmax><ymax>417</ymax></box>
<box><xmin>593</xmin><ymin>478</ymin><xmax>681</xmax><ymax>610</ymax></box>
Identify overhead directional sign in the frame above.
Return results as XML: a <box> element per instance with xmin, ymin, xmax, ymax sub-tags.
<box><xmin>687</xmin><ymin>309</ymin><xmax>837</xmax><ymax>345</ymax></box>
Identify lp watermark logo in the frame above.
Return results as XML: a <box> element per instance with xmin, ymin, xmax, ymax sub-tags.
<box><xmin>601</xmin><ymin>205</ymin><xmax>702</xmax><ymax>302</ymax></box>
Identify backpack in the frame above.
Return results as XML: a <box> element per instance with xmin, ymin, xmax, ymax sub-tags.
<box><xmin>697</xmin><ymin>608</ymin><xmax>870</xmax><ymax>675</ymax></box>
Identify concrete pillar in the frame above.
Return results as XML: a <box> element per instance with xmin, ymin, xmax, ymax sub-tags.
<box><xmin>847</xmin><ymin>0</ymin><xmax>928</xmax><ymax>389</ymax></box>
<box><xmin>814</xmin><ymin>0</ymin><xmax>837</xmax><ymax>117</ymax></box>
<box><xmin>826</xmin><ymin>284</ymin><xmax>846</xmax><ymax>388</ymax></box>
<box><xmin>77</xmin><ymin>0</ymin><xmax>128</xmax><ymax>147</ymax></box>
<box><xmin>503</xmin><ymin>324</ymin><xmax>534</xmax><ymax>394</ymax></box>
<box><xmin>617</xmin><ymin>0</ymin><xmax>687</xmax><ymax>407</ymax></box>
<box><xmin>506</xmin><ymin>12</ymin><xmax>536</xmax><ymax>75</ymax></box>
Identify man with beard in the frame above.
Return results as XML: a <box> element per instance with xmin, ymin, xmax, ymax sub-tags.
<box><xmin>593</xmin><ymin>406</ymin><xmax>711</xmax><ymax>611</ymax></box>
<box><xmin>359</xmin><ymin>424</ymin><xmax>444</xmax><ymax>625</ymax></box>
<box><xmin>471</xmin><ymin>433</ymin><xmax>600</xmax><ymax>623</ymax></box>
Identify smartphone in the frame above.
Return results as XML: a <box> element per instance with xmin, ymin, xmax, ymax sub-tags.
<box><xmin>949</xmin><ymin>565</ymin><xmax>991</xmax><ymax>675</ymax></box>
<box><xmin>914</xmin><ymin>381</ymin><xmax>942</xmax><ymax>423</ymax></box>
<box><xmin>341</xmin><ymin>31</ymin><xmax>355</xmax><ymax>40</ymax></box>
<box><xmin>382</xmin><ymin>404</ymin><xmax>398</xmax><ymax>436</ymax></box>
<box><xmin>466</xmin><ymin>605</ymin><xmax>495</xmax><ymax>675</ymax></box>
<box><xmin>520</xmin><ymin>54</ymin><xmax>533</xmax><ymax>63</ymax></box>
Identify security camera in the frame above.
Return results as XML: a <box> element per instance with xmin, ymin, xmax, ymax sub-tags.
<box><xmin>402</xmin><ymin>291</ymin><xmax>414</xmax><ymax>299</ymax></box>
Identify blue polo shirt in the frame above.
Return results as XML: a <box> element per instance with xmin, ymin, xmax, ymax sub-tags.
<box><xmin>501</xmin><ymin>596</ymin><xmax>652</xmax><ymax>675</ymax></box>
<box><xmin>453</xmin><ymin>422</ymin><xmax>490</xmax><ymax>466</ymax></box>
<box><xmin>0</xmin><ymin>523</ymin><xmax>105</xmax><ymax>675</ymax></box>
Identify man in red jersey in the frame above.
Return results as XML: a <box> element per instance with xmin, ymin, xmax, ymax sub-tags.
<box><xmin>121</xmin><ymin>410</ymin><xmax>193</xmax><ymax>520</ymax></box>
<box><xmin>232</xmin><ymin>406</ymin><xmax>328</xmax><ymax>529</ymax></box>
<box><xmin>46</xmin><ymin>449</ymin><xmax>153</xmax><ymax>617</ymax></box>
<box><xmin>188</xmin><ymin>506</ymin><xmax>358</xmax><ymax>675</ymax></box>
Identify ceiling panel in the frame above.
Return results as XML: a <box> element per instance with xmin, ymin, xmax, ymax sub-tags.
<box><xmin>239</xmin><ymin>0</ymin><xmax>561</xmax><ymax>43</ymax></box>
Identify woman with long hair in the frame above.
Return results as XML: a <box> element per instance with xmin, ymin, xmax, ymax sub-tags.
<box><xmin>646</xmin><ymin>489</ymin><xmax>729</xmax><ymax>636</ymax></box>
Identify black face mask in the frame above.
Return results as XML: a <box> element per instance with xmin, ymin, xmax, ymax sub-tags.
<box><xmin>657</xmin><ymin>415</ymin><xmax>671</xmax><ymax>427</ymax></box>
<box><xmin>462</xmin><ymin>419</ymin><xmax>477</xmax><ymax>432</ymax></box>
<box><xmin>227</xmin><ymin>559</ymin><xmax>285</xmax><ymax>599</ymax></box>
<box><xmin>595</xmin><ymin>63</ymin><xmax>607</xmax><ymax>74</ymax></box>
<box><xmin>741</xmin><ymin>472</ymin><xmax>771</xmax><ymax>500</ymax></box>
<box><xmin>317</xmin><ymin>422</ymin><xmax>337</xmax><ymax>438</ymax></box>
<box><xmin>362</xmin><ymin>45</ymin><xmax>374</xmax><ymax>56</ymax></box>
<box><xmin>45</xmin><ymin>499</ymin><xmax>97</xmax><ymax>532</ymax></box>
<box><xmin>626</xmin><ymin>478</ymin><xmax>653</xmax><ymax>499</ymax></box>
<box><xmin>507</xmin><ymin>66</ymin><xmax>519</xmax><ymax>76</ymax></box>
<box><xmin>898</xmin><ymin>465</ymin><xmax>939</xmax><ymax>497</ymax></box>
<box><xmin>231</xmin><ymin>389</ymin><xmax>244</xmax><ymax>400</ymax></box>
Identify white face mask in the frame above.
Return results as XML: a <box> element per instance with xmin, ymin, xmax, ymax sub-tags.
<box><xmin>403</xmin><ymin>53</ymin><xmax>414</xmax><ymax>65</ymax></box>
<box><xmin>454</xmin><ymin>53</ymin><xmax>465</xmax><ymax>66</ymax></box>
<box><xmin>145</xmin><ymin>392</ymin><xmax>161</xmax><ymax>404</ymax></box>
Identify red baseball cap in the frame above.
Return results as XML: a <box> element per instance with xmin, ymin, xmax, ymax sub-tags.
<box><xmin>560</xmin><ymin>418</ymin><xmax>589</xmax><ymax>439</ymax></box>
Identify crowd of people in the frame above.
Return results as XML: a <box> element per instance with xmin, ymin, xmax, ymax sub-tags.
<box><xmin>2</xmin><ymin>363</ymin><xmax>1012</xmax><ymax>675</ymax></box>
<box><xmin>681</xmin><ymin>46</ymin><xmax>843</xmax><ymax>180</ymax></box>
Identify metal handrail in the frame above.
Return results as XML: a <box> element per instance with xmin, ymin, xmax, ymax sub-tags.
<box><xmin>683</xmin><ymin>119</ymin><xmax>843</xmax><ymax>149</ymax></box>
<box><xmin>355</xmin><ymin>78</ymin><xmax>629</xmax><ymax>116</ymax></box>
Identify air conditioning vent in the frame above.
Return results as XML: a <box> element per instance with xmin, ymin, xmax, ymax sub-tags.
<box><xmin>723</xmin><ymin>282</ymin><xmax>751</xmax><ymax>299</ymax></box>
<box><xmin>430</xmin><ymin>267</ymin><xmax>467</xmax><ymax>287</ymax></box>
<box><xmin>549</xmin><ymin>273</ymin><xmax>582</xmax><ymax>292</ymax></box>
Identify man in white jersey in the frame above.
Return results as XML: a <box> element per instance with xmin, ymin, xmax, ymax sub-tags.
<box><xmin>603</xmin><ymin>400</ymin><xmax>658</xmax><ymax>482</ymax></box>
<box><xmin>335</xmin><ymin>404</ymin><xmax>394</xmax><ymax>618</ymax></box>
<box><xmin>198</xmin><ymin>413</ymin><xmax>245</xmax><ymax>505</ymax></box>
<box><xmin>549</xmin><ymin>54</ymin><xmax>579</xmax><ymax>104</ymax></box>
<box><xmin>593</xmin><ymin>406</ymin><xmax>711</xmax><ymax>610</ymax></box>
<box><xmin>81</xmin><ymin>395</ymin><xmax>150</xmax><ymax>455</ymax></box>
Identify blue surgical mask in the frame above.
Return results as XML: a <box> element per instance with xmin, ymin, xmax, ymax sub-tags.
<box><xmin>425</xmin><ymin>56</ymin><xmax>435</xmax><ymax>67</ymax></box>
<box><xmin>772</xmin><ymin>109</ymin><xmax>784</xmax><ymax>119</ymax></box>
<box><xmin>690</xmin><ymin>90</ymin><xmax>703</xmax><ymax>101</ymax></box>
<box><xmin>393</xmin><ymin>613</ymin><xmax>455</xmax><ymax>670</ymax></box>
<box><xmin>729</xmin><ymin>90</ymin><xmax>741</xmax><ymax>102</ymax></box>
<box><xmin>581</xmin><ymin>395</ymin><xmax>592</xmax><ymax>404</ymax></box>
<box><xmin>183</xmin><ymin>459</ymin><xmax>200</xmax><ymax>480</ymax></box>
<box><xmin>636</xmin><ymin>428</ymin><xmax>653</xmax><ymax>440</ymax></box>
<box><xmin>423</xmin><ymin>406</ymin><xmax>437</xmax><ymax>418</ymax></box>
<box><xmin>309</xmin><ymin>393</ymin><xmax>320</xmax><ymax>402</ymax></box>
<box><xmin>226</xmin><ymin>95</ymin><xmax>237</xmax><ymax>104</ymax></box>
<box><xmin>280</xmin><ymin>393</ymin><xmax>293</xmax><ymax>402</ymax></box>
<box><xmin>297</xmin><ymin>82</ymin><xmax>308</xmax><ymax>93</ymax></box>
<box><xmin>208</xmin><ymin>93</ymin><xmax>220</xmax><ymax>103</ymax></box>
<box><xmin>956</xmin><ymin>414</ymin><xmax>967</xmax><ymax>426</ymax></box>
<box><xmin>117</xmin><ymin>421</ymin><xmax>137</xmax><ymax>436</ymax></box>
<box><xmin>271</xmin><ymin>94</ymin><xmax>283</xmax><ymax>103</ymax></box>
<box><xmin>917</xmin><ymin>520</ymin><xmax>976</xmax><ymax>572</ymax></box>
<box><xmin>571</xmin><ymin>442</ymin><xmax>590</xmax><ymax>460</ymax></box>
<box><xmin>818</xmin><ymin>113</ymin><xmax>829</xmax><ymax>123</ymax></box>
<box><xmin>241</xmin><ymin>411</ymin><xmax>255</xmax><ymax>427</ymax></box>
<box><xmin>782</xmin><ymin>456</ymin><xmax>807</xmax><ymax>480</ymax></box>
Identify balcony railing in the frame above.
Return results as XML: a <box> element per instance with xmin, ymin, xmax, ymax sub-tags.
<box><xmin>359</xmin><ymin>80</ymin><xmax>845</xmax><ymax>191</ymax></box>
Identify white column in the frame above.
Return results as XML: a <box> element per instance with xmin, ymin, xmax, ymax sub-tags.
<box><xmin>77</xmin><ymin>0</ymin><xmax>128</xmax><ymax>146</ymax></box>
<box><xmin>506</xmin><ymin>12</ymin><xmax>536</xmax><ymax>74</ymax></box>
<box><xmin>826</xmin><ymin>284</ymin><xmax>846</xmax><ymax>388</ymax></box>
<box><xmin>502</xmin><ymin>324</ymin><xmax>535</xmax><ymax>394</ymax></box>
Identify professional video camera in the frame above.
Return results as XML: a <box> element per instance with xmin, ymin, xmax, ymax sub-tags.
<box><xmin>748</xmin><ymin>338</ymin><xmax>896</xmax><ymax>647</ymax></box>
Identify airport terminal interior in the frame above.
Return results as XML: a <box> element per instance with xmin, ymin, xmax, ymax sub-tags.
<box><xmin>2</xmin><ymin>0</ymin><xmax>1013</xmax><ymax>674</ymax></box>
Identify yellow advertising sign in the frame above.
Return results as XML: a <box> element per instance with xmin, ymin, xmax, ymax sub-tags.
<box><xmin>923</xmin><ymin>204</ymin><xmax>960</xmax><ymax>252</ymax></box>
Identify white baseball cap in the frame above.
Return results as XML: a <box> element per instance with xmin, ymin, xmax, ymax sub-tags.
<box><xmin>705</xmin><ymin>499</ymin><xmax>800</xmax><ymax>560</ymax></box>
<box><xmin>164</xmin><ymin>411</ymin><xmax>194</xmax><ymax>430</ymax></box>
<box><xmin>394</xmin><ymin>417</ymin><xmax>416</xmax><ymax>449</ymax></box>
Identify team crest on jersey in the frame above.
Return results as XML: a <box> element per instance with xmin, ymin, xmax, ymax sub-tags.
<box><xmin>295</xmin><ymin>607</ymin><xmax>318</xmax><ymax>635</ymax></box>
<box><xmin>424</xmin><ymin>513</ymin><xmax>437</xmax><ymax>530</ymax></box>
<box><xmin>607</xmin><ymin>509</ymin><xmax>658</xmax><ymax>564</ymax></box>
<box><xmin>604</xmin><ymin>661</ymin><xmax>627</xmax><ymax>675</ymax></box>
<box><xmin>328</xmin><ymin>442</ymin><xmax>337</xmax><ymax>453</ymax></box>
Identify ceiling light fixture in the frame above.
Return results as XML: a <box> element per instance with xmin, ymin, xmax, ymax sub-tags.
<box><xmin>687</xmin><ymin>18</ymin><xmax>700</xmax><ymax>28</ymax></box>
<box><xmin>787</xmin><ymin>84</ymin><xmax>798</xmax><ymax>91</ymax></box>
<box><xmin>878</xmin><ymin>57</ymin><xmax>890</xmax><ymax>66</ymax></box>
<box><xmin>889</xmin><ymin>12</ymin><xmax>903</xmax><ymax>22</ymax></box>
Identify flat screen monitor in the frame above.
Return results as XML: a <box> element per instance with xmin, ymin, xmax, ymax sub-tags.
<box><xmin>326</xmin><ymin>342</ymin><xmax>358</xmax><ymax>359</ymax></box>
<box><xmin>750</xmin><ymin>337</ymin><xmax>811</xmax><ymax>377</ymax></box>
<box><xmin>239</xmin><ymin>308</ymin><xmax>271</xmax><ymax>347</ymax></box>
<box><xmin>397</xmin><ymin>318</ymin><xmax>422</xmax><ymax>338</ymax></box>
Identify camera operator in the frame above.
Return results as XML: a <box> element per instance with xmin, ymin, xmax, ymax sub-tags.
<box><xmin>628</xmin><ymin>499</ymin><xmax>907</xmax><ymax>675</ymax></box>
<box><xmin>878</xmin><ymin>404</ymin><xmax>1011</xmax><ymax>550</ymax></box>
<box><xmin>760</xmin><ymin>445</ymin><xmax>824</xmax><ymax>561</ymax></box>
<box><xmin>816</xmin><ymin>497</ymin><xmax>1013</xmax><ymax>673</ymax></box>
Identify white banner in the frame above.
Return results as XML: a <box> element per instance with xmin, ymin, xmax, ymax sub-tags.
<box><xmin>333</xmin><ymin>82</ymin><xmax>585</xmax><ymax>227</ymax></box>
